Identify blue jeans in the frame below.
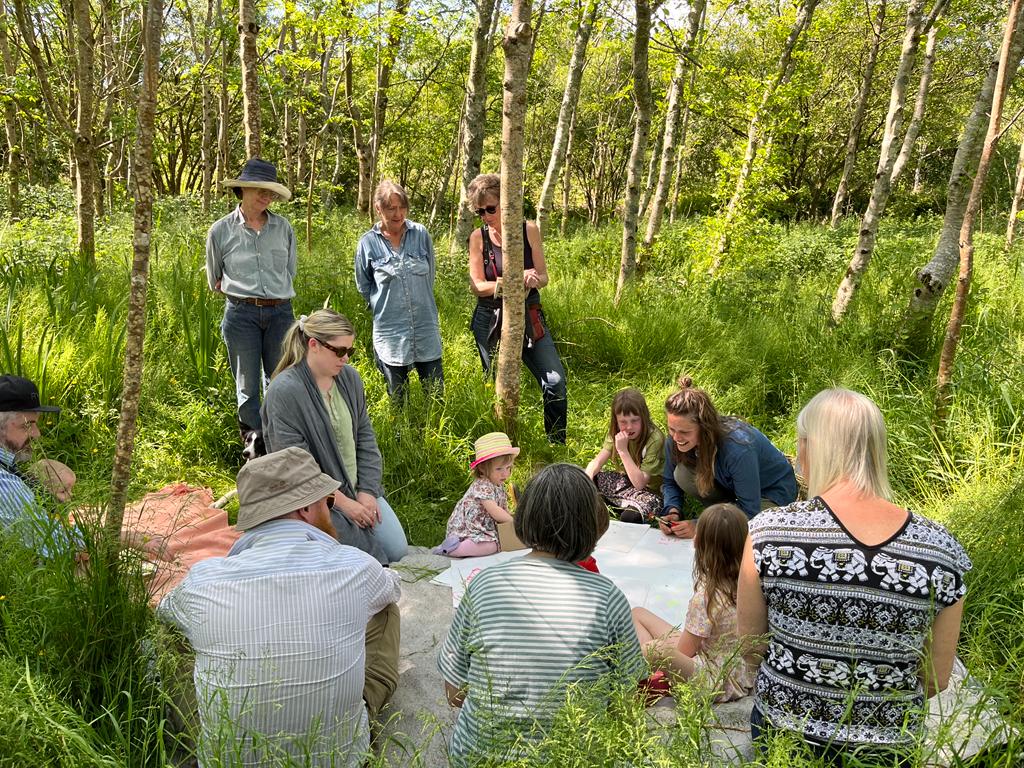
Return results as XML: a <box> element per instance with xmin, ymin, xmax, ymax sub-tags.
<box><xmin>221</xmin><ymin>298</ymin><xmax>294</xmax><ymax>432</ymax></box>
<box><xmin>373</xmin><ymin>496</ymin><xmax>409</xmax><ymax>562</ymax></box>
<box><xmin>471</xmin><ymin>304</ymin><xmax>568</xmax><ymax>443</ymax></box>
<box><xmin>373</xmin><ymin>352</ymin><xmax>444</xmax><ymax>401</ymax></box>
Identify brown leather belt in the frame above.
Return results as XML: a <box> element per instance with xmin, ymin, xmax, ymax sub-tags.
<box><xmin>228</xmin><ymin>295</ymin><xmax>289</xmax><ymax>307</ymax></box>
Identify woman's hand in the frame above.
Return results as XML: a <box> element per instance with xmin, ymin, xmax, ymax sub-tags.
<box><xmin>523</xmin><ymin>269</ymin><xmax>542</xmax><ymax>289</ymax></box>
<box><xmin>356</xmin><ymin>492</ymin><xmax>382</xmax><ymax>526</ymax></box>
<box><xmin>334</xmin><ymin>491</ymin><xmax>377</xmax><ymax>528</ymax></box>
<box><xmin>658</xmin><ymin>512</ymin><xmax>696</xmax><ymax>539</ymax></box>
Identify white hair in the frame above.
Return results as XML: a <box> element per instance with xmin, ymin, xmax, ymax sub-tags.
<box><xmin>796</xmin><ymin>389</ymin><xmax>892</xmax><ymax>500</ymax></box>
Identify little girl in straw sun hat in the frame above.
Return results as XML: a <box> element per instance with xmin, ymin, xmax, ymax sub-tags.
<box><xmin>434</xmin><ymin>432</ymin><xmax>519</xmax><ymax>558</ymax></box>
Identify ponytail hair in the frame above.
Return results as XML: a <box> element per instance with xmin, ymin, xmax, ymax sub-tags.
<box><xmin>609</xmin><ymin>388</ymin><xmax>655</xmax><ymax>467</ymax></box>
<box><xmin>664</xmin><ymin>375</ymin><xmax>725</xmax><ymax>496</ymax></box>
<box><xmin>271</xmin><ymin>308</ymin><xmax>355</xmax><ymax>379</ymax></box>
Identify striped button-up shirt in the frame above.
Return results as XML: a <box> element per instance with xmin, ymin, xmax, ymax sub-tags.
<box><xmin>354</xmin><ymin>220</ymin><xmax>442</xmax><ymax>366</ymax></box>
<box><xmin>158</xmin><ymin>519</ymin><xmax>401</xmax><ymax>767</ymax></box>
<box><xmin>205</xmin><ymin>206</ymin><xmax>297</xmax><ymax>299</ymax></box>
<box><xmin>0</xmin><ymin>446</ymin><xmax>81</xmax><ymax>557</ymax></box>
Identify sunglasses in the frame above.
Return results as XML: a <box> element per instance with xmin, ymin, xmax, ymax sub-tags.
<box><xmin>474</xmin><ymin>205</ymin><xmax>498</xmax><ymax>216</ymax></box>
<box><xmin>316</xmin><ymin>339</ymin><xmax>356</xmax><ymax>359</ymax></box>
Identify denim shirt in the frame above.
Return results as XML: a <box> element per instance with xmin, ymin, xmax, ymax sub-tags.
<box><xmin>205</xmin><ymin>206</ymin><xmax>297</xmax><ymax>299</ymax></box>
<box><xmin>354</xmin><ymin>220</ymin><xmax>442</xmax><ymax>366</ymax></box>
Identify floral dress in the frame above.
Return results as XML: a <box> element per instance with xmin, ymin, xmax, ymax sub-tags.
<box><xmin>445</xmin><ymin>478</ymin><xmax>507</xmax><ymax>543</ymax></box>
<box><xmin>684</xmin><ymin>587</ymin><xmax>757</xmax><ymax>702</ymax></box>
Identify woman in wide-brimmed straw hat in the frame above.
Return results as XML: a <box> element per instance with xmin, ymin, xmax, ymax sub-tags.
<box><xmin>205</xmin><ymin>157</ymin><xmax>297</xmax><ymax>446</ymax></box>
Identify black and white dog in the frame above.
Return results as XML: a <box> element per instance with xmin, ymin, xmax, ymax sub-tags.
<box><xmin>241</xmin><ymin>429</ymin><xmax>266</xmax><ymax>462</ymax></box>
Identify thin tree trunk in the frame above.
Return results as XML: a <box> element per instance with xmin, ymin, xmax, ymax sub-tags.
<box><xmin>1005</xmin><ymin>135</ymin><xmax>1024</xmax><ymax>250</ymax></box>
<box><xmin>70</xmin><ymin>0</ymin><xmax>97</xmax><ymax>265</ymax></box>
<box><xmin>430</xmin><ymin>101</ymin><xmax>465</xmax><ymax>226</ymax></box>
<box><xmin>494</xmin><ymin>0</ymin><xmax>533</xmax><ymax>434</ymax></box>
<box><xmin>536</xmin><ymin>0</ymin><xmax>598</xmax><ymax>236</ymax></box>
<box><xmin>0</xmin><ymin>0</ymin><xmax>21</xmax><ymax>219</ymax></box>
<box><xmin>645</xmin><ymin>0</ymin><xmax>705</xmax><ymax>245</ymax></box>
<box><xmin>713</xmin><ymin>0</ymin><xmax>819</xmax><ymax>267</ymax></box>
<box><xmin>902</xmin><ymin>24</ymin><xmax>1024</xmax><ymax>348</ymax></box>
<box><xmin>343</xmin><ymin>33</ymin><xmax>373</xmax><ymax>213</ymax></box>
<box><xmin>831</xmin><ymin>0</ymin><xmax>886</xmax><ymax>227</ymax></box>
<box><xmin>669</xmin><ymin>63</ymin><xmax>698</xmax><ymax>224</ymax></box>
<box><xmin>200</xmin><ymin>0</ymin><xmax>215</xmax><ymax>211</ymax></box>
<box><xmin>370</xmin><ymin>0</ymin><xmax>411</xmax><ymax>192</ymax></box>
<box><xmin>217</xmin><ymin>0</ymin><xmax>230</xmax><ymax>195</ymax></box>
<box><xmin>890</xmin><ymin>17</ymin><xmax>941</xmax><ymax>186</ymax></box>
<box><xmin>561</xmin><ymin>104</ymin><xmax>576</xmax><ymax>237</ymax></box>
<box><xmin>830</xmin><ymin>0</ymin><xmax>927</xmax><ymax>323</ymax></box>
<box><xmin>615</xmin><ymin>0</ymin><xmax>658</xmax><ymax>303</ymax></box>
<box><xmin>638</xmin><ymin>117</ymin><xmax>663</xmax><ymax>220</ymax></box>
<box><xmin>239</xmin><ymin>0</ymin><xmax>261</xmax><ymax>158</ymax></box>
<box><xmin>109</xmin><ymin>0</ymin><xmax>162</xmax><ymax>528</ymax></box>
<box><xmin>450</xmin><ymin>0</ymin><xmax>500</xmax><ymax>255</ymax></box>
<box><xmin>935</xmin><ymin>0</ymin><xmax>1023</xmax><ymax>417</ymax></box>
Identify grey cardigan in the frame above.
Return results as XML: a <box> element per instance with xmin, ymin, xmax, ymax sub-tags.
<box><xmin>262</xmin><ymin>359</ymin><xmax>384</xmax><ymax>499</ymax></box>
<box><xmin>261</xmin><ymin>360</ymin><xmax>387</xmax><ymax>563</ymax></box>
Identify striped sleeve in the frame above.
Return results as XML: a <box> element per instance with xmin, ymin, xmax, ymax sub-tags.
<box><xmin>437</xmin><ymin>591</ymin><xmax>475</xmax><ymax>687</ymax></box>
<box><xmin>605</xmin><ymin>585</ymin><xmax>647</xmax><ymax>684</ymax></box>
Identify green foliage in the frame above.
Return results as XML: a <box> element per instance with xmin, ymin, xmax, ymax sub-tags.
<box><xmin>0</xmin><ymin>208</ymin><xmax>1022</xmax><ymax>765</ymax></box>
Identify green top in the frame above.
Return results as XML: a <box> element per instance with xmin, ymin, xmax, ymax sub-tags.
<box><xmin>322</xmin><ymin>382</ymin><xmax>358</xmax><ymax>488</ymax></box>
<box><xmin>601</xmin><ymin>426</ymin><xmax>665</xmax><ymax>492</ymax></box>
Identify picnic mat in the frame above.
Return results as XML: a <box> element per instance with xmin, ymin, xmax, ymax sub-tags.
<box><xmin>120</xmin><ymin>483</ymin><xmax>241</xmax><ymax>605</ymax></box>
<box><xmin>431</xmin><ymin>521</ymin><xmax>695</xmax><ymax>623</ymax></box>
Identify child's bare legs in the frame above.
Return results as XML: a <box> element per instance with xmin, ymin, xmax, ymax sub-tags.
<box><xmin>631</xmin><ymin>607</ymin><xmax>697</xmax><ymax>678</ymax></box>
<box><xmin>447</xmin><ymin>539</ymin><xmax>499</xmax><ymax>558</ymax></box>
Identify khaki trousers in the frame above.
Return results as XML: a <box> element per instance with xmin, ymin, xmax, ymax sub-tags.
<box><xmin>363</xmin><ymin>602</ymin><xmax>401</xmax><ymax>717</ymax></box>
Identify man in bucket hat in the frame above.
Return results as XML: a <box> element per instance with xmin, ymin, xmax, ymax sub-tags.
<box><xmin>158</xmin><ymin>447</ymin><xmax>402</xmax><ymax>766</ymax></box>
<box><xmin>206</xmin><ymin>157</ymin><xmax>297</xmax><ymax>447</ymax></box>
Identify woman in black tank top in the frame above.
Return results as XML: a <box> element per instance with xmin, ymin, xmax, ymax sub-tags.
<box><xmin>466</xmin><ymin>173</ymin><xmax>568</xmax><ymax>444</ymax></box>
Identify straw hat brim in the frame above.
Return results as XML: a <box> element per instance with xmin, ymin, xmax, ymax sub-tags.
<box><xmin>470</xmin><ymin>446</ymin><xmax>521</xmax><ymax>469</ymax></box>
<box><xmin>222</xmin><ymin>178</ymin><xmax>292</xmax><ymax>202</ymax></box>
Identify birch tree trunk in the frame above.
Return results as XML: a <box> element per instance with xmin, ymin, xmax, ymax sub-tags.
<box><xmin>217</xmin><ymin>0</ymin><xmax>230</xmax><ymax>195</ymax></box>
<box><xmin>935</xmin><ymin>0</ymin><xmax>1023</xmax><ymax>417</ymax></box>
<box><xmin>830</xmin><ymin>0</ymin><xmax>885</xmax><ymax>227</ymax></box>
<box><xmin>615</xmin><ymin>0</ymin><xmax>657</xmax><ymax>303</ymax></box>
<box><xmin>1005</xmin><ymin>135</ymin><xmax>1024</xmax><ymax>250</ymax></box>
<box><xmin>830</xmin><ymin>0</ymin><xmax>927</xmax><ymax>323</ymax></box>
<box><xmin>430</xmin><ymin>101</ymin><xmax>464</xmax><ymax>226</ymax></box>
<box><xmin>890</xmin><ymin>18</ymin><xmax>941</xmax><ymax>186</ymax></box>
<box><xmin>560</xmin><ymin>104</ymin><xmax>576</xmax><ymax>237</ymax></box>
<box><xmin>239</xmin><ymin>0</ymin><xmax>261</xmax><ymax>158</ymax></box>
<box><xmin>109</xmin><ymin>0</ymin><xmax>162</xmax><ymax>529</ymax></box>
<box><xmin>536</xmin><ymin>0</ymin><xmax>598</xmax><ymax>236</ymax></box>
<box><xmin>0</xmin><ymin>0</ymin><xmax>21</xmax><ymax>219</ymax></box>
<box><xmin>494</xmin><ymin>0</ymin><xmax>533</xmax><ymax>434</ymax></box>
<box><xmin>638</xmin><ymin>118</ymin><xmax>664</xmax><ymax>220</ymax></box>
<box><xmin>69</xmin><ymin>0</ymin><xmax>97</xmax><ymax>265</ymax></box>
<box><xmin>201</xmin><ymin>0</ymin><xmax>216</xmax><ymax>211</ymax></box>
<box><xmin>713</xmin><ymin>0</ymin><xmax>819</xmax><ymax>267</ymax></box>
<box><xmin>450</xmin><ymin>0</ymin><xmax>500</xmax><ymax>256</ymax></box>
<box><xmin>370</xmin><ymin>0</ymin><xmax>411</xmax><ymax>191</ymax></box>
<box><xmin>902</xmin><ymin>24</ymin><xmax>1024</xmax><ymax>349</ymax></box>
<box><xmin>343</xmin><ymin>35</ymin><xmax>373</xmax><ymax>212</ymax></box>
<box><xmin>644</xmin><ymin>0</ymin><xmax>705</xmax><ymax>246</ymax></box>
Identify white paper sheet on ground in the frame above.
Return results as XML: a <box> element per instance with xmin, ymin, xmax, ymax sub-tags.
<box><xmin>432</xmin><ymin>521</ymin><xmax>694</xmax><ymax>619</ymax></box>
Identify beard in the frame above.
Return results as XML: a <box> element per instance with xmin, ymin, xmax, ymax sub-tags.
<box><xmin>2</xmin><ymin>437</ymin><xmax>33</xmax><ymax>463</ymax></box>
<box><xmin>312</xmin><ymin>509</ymin><xmax>339</xmax><ymax>540</ymax></box>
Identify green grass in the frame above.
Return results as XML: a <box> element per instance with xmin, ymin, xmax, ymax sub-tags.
<box><xmin>0</xmin><ymin>202</ymin><xmax>1022</xmax><ymax>766</ymax></box>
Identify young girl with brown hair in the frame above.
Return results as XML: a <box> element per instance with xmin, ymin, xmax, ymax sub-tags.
<box><xmin>632</xmin><ymin>503</ymin><xmax>756</xmax><ymax>702</ymax></box>
<box><xmin>584</xmin><ymin>388</ymin><xmax>664</xmax><ymax>523</ymax></box>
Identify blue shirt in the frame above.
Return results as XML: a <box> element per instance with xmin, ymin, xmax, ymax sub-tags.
<box><xmin>661</xmin><ymin>421</ymin><xmax>797</xmax><ymax>519</ymax></box>
<box><xmin>205</xmin><ymin>206</ymin><xmax>297</xmax><ymax>299</ymax></box>
<box><xmin>354</xmin><ymin>220</ymin><xmax>442</xmax><ymax>366</ymax></box>
<box><xmin>0</xmin><ymin>446</ymin><xmax>82</xmax><ymax>557</ymax></box>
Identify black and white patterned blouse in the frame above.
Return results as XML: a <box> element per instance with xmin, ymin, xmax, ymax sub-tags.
<box><xmin>750</xmin><ymin>496</ymin><xmax>971</xmax><ymax>747</ymax></box>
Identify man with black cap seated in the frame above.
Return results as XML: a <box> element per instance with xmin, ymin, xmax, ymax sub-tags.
<box><xmin>158</xmin><ymin>446</ymin><xmax>402</xmax><ymax>767</ymax></box>
<box><xmin>0</xmin><ymin>374</ymin><xmax>71</xmax><ymax>546</ymax></box>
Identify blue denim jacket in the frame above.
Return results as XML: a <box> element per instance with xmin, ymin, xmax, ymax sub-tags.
<box><xmin>354</xmin><ymin>220</ymin><xmax>442</xmax><ymax>366</ymax></box>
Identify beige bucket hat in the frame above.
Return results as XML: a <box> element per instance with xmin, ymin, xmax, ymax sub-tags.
<box><xmin>235</xmin><ymin>447</ymin><xmax>340</xmax><ymax>531</ymax></box>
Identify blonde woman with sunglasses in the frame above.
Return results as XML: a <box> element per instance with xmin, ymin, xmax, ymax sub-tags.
<box><xmin>261</xmin><ymin>308</ymin><xmax>409</xmax><ymax>563</ymax></box>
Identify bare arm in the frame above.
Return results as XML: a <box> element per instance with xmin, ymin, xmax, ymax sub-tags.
<box><xmin>922</xmin><ymin>597</ymin><xmax>966</xmax><ymax>697</ymax></box>
<box><xmin>736</xmin><ymin>534</ymin><xmax>769</xmax><ymax>663</ymax></box>
<box><xmin>585</xmin><ymin>447</ymin><xmax>613</xmax><ymax>478</ymax></box>
<box><xmin>480</xmin><ymin>499</ymin><xmax>513</xmax><ymax>524</ymax></box>
<box><xmin>524</xmin><ymin>221</ymin><xmax>549</xmax><ymax>289</ymax></box>
<box><xmin>616</xmin><ymin>434</ymin><xmax>651</xmax><ymax>490</ymax></box>
<box><xmin>444</xmin><ymin>680</ymin><xmax>466</xmax><ymax>708</ymax></box>
<box><xmin>467</xmin><ymin>229</ymin><xmax>498</xmax><ymax>297</ymax></box>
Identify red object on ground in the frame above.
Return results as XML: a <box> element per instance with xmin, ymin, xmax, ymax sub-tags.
<box><xmin>639</xmin><ymin>669</ymin><xmax>672</xmax><ymax>705</ymax></box>
<box><xmin>576</xmin><ymin>556</ymin><xmax>599</xmax><ymax>572</ymax></box>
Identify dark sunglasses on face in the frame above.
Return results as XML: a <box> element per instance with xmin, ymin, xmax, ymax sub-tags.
<box><xmin>474</xmin><ymin>205</ymin><xmax>499</xmax><ymax>216</ymax></box>
<box><xmin>317</xmin><ymin>339</ymin><xmax>355</xmax><ymax>359</ymax></box>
